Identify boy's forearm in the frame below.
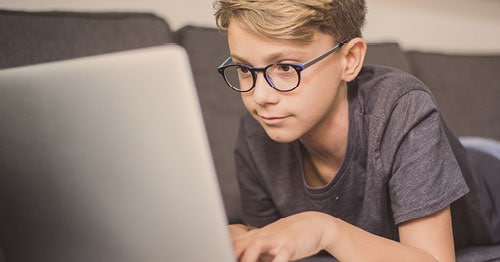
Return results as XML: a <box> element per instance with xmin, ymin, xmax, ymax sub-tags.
<box><xmin>230</xmin><ymin>212</ymin><xmax>450</xmax><ymax>261</ymax></box>
<box><xmin>324</xmin><ymin>217</ymin><xmax>440</xmax><ymax>262</ymax></box>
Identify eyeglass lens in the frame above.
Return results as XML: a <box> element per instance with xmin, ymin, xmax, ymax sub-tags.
<box><xmin>223</xmin><ymin>64</ymin><xmax>300</xmax><ymax>92</ymax></box>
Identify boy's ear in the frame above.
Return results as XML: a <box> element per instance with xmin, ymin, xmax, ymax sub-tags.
<box><xmin>340</xmin><ymin>38</ymin><xmax>367</xmax><ymax>82</ymax></box>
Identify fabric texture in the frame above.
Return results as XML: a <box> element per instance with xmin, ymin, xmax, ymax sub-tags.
<box><xmin>456</xmin><ymin>244</ymin><xmax>500</xmax><ymax>262</ymax></box>
<box><xmin>462</xmin><ymin>147</ymin><xmax>500</xmax><ymax>242</ymax></box>
<box><xmin>0</xmin><ymin>10</ymin><xmax>174</xmax><ymax>69</ymax></box>
<box><xmin>406</xmin><ymin>51</ymin><xmax>500</xmax><ymax>141</ymax></box>
<box><xmin>234</xmin><ymin>65</ymin><xmax>497</xmax><ymax>257</ymax></box>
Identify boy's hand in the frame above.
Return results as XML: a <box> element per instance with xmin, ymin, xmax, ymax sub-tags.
<box><xmin>231</xmin><ymin>211</ymin><xmax>337</xmax><ymax>262</ymax></box>
<box><xmin>228</xmin><ymin>224</ymin><xmax>253</xmax><ymax>239</ymax></box>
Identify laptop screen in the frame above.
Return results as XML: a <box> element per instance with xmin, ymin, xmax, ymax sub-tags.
<box><xmin>0</xmin><ymin>45</ymin><xmax>233</xmax><ymax>262</ymax></box>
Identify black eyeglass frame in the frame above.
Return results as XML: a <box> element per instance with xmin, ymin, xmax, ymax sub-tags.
<box><xmin>217</xmin><ymin>39</ymin><xmax>348</xmax><ymax>92</ymax></box>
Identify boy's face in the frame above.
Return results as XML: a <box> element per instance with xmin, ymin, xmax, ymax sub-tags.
<box><xmin>227</xmin><ymin>21</ymin><xmax>349</xmax><ymax>143</ymax></box>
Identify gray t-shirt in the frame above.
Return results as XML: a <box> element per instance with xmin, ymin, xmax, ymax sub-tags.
<box><xmin>234</xmin><ymin>65</ymin><xmax>486</xmax><ymax>248</ymax></box>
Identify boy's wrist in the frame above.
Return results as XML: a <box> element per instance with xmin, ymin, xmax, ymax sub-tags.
<box><xmin>319</xmin><ymin>215</ymin><xmax>343</xmax><ymax>256</ymax></box>
<box><xmin>228</xmin><ymin>223</ymin><xmax>251</xmax><ymax>239</ymax></box>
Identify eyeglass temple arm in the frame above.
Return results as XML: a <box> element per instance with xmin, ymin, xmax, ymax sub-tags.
<box><xmin>218</xmin><ymin>39</ymin><xmax>348</xmax><ymax>70</ymax></box>
<box><xmin>218</xmin><ymin>57</ymin><xmax>232</xmax><ymax>68</ymax></box>
<box><xmin>302</xmin><ymin>40</ymin><xmax>348</xmax><ymax>69</ymax></box>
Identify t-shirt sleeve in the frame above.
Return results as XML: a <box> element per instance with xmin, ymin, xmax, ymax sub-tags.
<box><xmin>234</xmin><ymin>115</ymin><xmax>281</xmax><ymax>227</ymax></box>
<box><xmin>385</xmin><ymin>90</ymin><xmax>469</xmax><ymax>224</ymax></box>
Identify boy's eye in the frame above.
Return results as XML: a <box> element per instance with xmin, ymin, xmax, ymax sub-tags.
<box><xmin>277</xmin><ymin>64</ymin><xmax>292</xmax><ymax>72</ymax></box>
<box><xmin>238</xmin><ymin>66</ymin><xmax>251</xmax><ymax>74</ymax></box>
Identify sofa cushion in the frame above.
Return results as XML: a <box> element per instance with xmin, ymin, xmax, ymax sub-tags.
<box><xmin>364</xmin><ymin>42</ymin><xmax>412</xmax><ymax>73</ymax></box>
<box><xmin>456</xmin><ymin>244</ymin><xmax>500</xmax><ymax>262</ymax></box>
<box><xmin>0</xmin><ymin>10</ymin><xmax>175</xmax><ymax>69</ymax></box>
<box><xmin>407</xmin><ymin>51</ymin><xmax>500</xmax><ymax>141</ymax></box>
<box><xmin>175</xmin><ymin>26</ymin><xmax>245</xmax><ymax>224</ymax></box>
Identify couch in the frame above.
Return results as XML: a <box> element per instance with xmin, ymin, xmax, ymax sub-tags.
<box><xmin>1</xmin><ymin>9</ymin><xmax>499</xmax><ymax>261</ymax></box>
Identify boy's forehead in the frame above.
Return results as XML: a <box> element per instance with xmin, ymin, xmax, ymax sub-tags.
<box><xmin>227</xmin><ymin>22</ymin><xmax>311</xmax><ymax>63</ymax></box>
<box><xmin>227</xmin><ymin>18</ymin><xmax>319</xmax><ymax>43</ymax></box>
<box><xmin>227</xmin><ymin>21</ymin><xmax>333</xmax><ymax>58</ymax></box>
<box><xmin>227</xmin><ymin>20</ymin><xmax>325</xmax><ymax>48</ymax></box>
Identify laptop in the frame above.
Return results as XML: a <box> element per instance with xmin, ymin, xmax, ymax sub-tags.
<box><xmin>0</xmin><ymin>45</ymin><xmax>234</xmax><ymax>262</ymax></box>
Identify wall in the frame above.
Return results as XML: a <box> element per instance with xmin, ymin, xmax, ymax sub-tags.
<box><xmin>363</xmin><ymin>0</ymin><xmax>500</xmax><ymax>54</ymax></box>
<box><xmin>2</xmin><ymin>0</ymin><xmax>500</xmax><ymax>54</ymax></box>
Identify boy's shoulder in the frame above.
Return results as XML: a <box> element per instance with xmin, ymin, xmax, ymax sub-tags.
<box><xmin>353</xmin><ymin>64</ymin><xmax>431</xmax><ymax>97</ymax></box>
<box><xmin>349</xmin><ymin>65</ymin><xmax>436</xmax><ymax>118</ymax></box>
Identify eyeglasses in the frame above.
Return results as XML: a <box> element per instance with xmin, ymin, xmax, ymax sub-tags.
<box><xmin>217</xmin><ymin>39</ymin><xmax>348</xmax><ymax>92</ymax></box>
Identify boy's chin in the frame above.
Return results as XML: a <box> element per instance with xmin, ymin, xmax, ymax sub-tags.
<box><xmin>263</xmin><ymin>128</ymin><xmax>300</xmax><ymax>144</ymax></box>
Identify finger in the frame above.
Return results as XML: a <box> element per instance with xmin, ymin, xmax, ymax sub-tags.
<box><xmin>271</xmin><ymin>248</ymin><xmax>292</xmax><ymax>262</ymax></box>
<box><xmin>232</xmin><ymin>238</ymin><xmax>246</xmax><ymax>260</ymax></box>
<box><xmin>232</xmin><ymin>228</ymin><xmax>263</xmax><ymax>259</ymax></box>
<box><xmin>258</xmin><ymin>254</ymin><xmax>274</xmax><ymax>262</ymax></box>
<box><xmin>232</xmin><ymin>229</ymin><xmax>254</xmax><ymax>258</ymax></box>
<box><xmin>240</xmin><ymin>239</ymin><xmax>267</xmax><ymax>262</ymax></box>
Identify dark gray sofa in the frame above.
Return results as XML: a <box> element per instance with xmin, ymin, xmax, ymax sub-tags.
<box><xmin>1</xmin><ymin>9</ymin><xmax>499</xmax><ymax>261</ymax></box>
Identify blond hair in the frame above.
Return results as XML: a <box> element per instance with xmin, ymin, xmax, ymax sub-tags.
<box><xmin>214</xmin><ymin>0</ymin><xmax>366</xmax><ymax>43</ymax></box>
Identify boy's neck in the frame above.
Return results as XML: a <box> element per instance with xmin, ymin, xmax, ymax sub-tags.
<box><xmin>299</xmin><ymin>91</ymin><xmax>349</xmax><ymax>187</ymax></box>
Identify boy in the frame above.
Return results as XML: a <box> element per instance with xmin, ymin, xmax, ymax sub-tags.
<box><xmin>214</xmin><ymin>0</ymin><xmax>499</xmax><ymax>261</ymax></box>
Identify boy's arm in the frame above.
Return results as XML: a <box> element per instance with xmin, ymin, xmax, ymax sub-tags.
<box><xmin>326</xmin><ymin>206</ymin><xmax>454</xmax><ymax>262</ymax></box>
<box><xmin>232</xmin><ymin>207</ymin><xmax>455</xmax><ymax>262</ymax></box>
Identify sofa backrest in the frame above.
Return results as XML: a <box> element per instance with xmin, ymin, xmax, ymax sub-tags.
<box><xmin>364</xmin><ymin>42</ymin><xmax>412</xmax><ymax>73</ymax></box>
<box><xmin>407</xmin><ymin>51</ymin><xmax>500</xmax><ymax>141</ymax></box>
<box><xmin>175</xmin><ymin>26</ymin><xmax>246</xmax><ymax>224</ymax></box>
<box><xmin>0</xmin><ymin>10</ymin><xmax>175</xmax><ymax>69</ymax></box>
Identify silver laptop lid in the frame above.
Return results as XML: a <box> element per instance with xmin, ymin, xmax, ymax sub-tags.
<box><xmin>0</xmin><ymin>45</ymin><xmax>233</xmax><ymax>262</ymax></box>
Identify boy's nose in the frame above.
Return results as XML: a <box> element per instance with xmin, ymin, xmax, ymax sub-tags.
<box><xmin>252</xmin><ymin>72</ymin><xmax>279</xmax><ymax>105</ymax></box>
